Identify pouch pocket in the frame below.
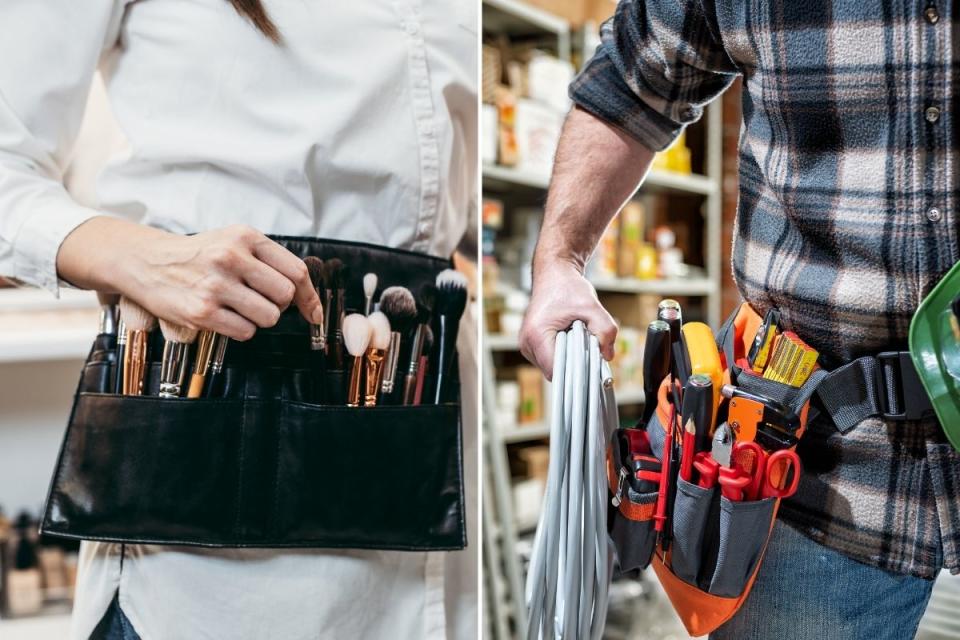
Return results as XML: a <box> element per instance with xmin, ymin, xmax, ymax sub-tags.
<box><xmin>43</xmin><ymin>393</ymin><xmax>245</xmax><ymax>543</ymax></box>
<box><xmin>273</xmin><ymin>402</ymin><xmax>465</xmax><ymax>550</ymax></box>
<box><xmin>609</xmin><ymin>488</ymin><xmax>658</xmax><ymax>575</ymax></box>
<box><xmin>670</xmin><ymin>477</ymin><xmax>717</xmax><ymax>585</ymax></box>
<box><xmin>707</xmin><ymin>496</ymin><xmax>776</xmax><ymax>597</ymax></box>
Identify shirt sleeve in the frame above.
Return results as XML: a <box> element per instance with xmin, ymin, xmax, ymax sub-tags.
<box><xmin>0</xmin><ymin>1</ymin><xmax>126</xmax><ymax>294</ymax></box>
<box><xmin>570</xmin><ymin>0</ymin><xmax>739</xmax><ymax>150</ymax></box>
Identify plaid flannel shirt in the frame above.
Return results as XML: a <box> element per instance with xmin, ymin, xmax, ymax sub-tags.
<box><xmin>571</xmin><ymin>0</ymin><xmax>960</xmax><ymax>579</ymax></box>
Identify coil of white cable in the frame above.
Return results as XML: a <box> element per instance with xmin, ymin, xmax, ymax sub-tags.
<box><xmin>525</xmin><ymin>321</ymin><xmax>619</xmax><ymax>640</ymax></box>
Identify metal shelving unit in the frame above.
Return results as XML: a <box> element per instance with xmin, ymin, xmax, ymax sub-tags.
<box><xmin>481</xmin><ymin>1</ymin><xmax>724</xmax><ymax>636</ymax></box>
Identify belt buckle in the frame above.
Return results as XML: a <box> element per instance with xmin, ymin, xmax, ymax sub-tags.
<box><xmin>876</xmin><ymin>351</ymin><xmax>934</xmax><ymax>421</ymax></box>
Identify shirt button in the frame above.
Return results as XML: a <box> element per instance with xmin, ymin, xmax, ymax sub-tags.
<box><xmin>925</xmin><ymin>6</ymin><xmax>940</xmax><ymax>24</ymax></box>
<box><xmin>927</xmin><ymin>207</ymin><xmax>942</xmax><ymax>222</ymax></box>
<box><xmin>925</xmin><ymin>106</ymin><xmax>941</xmax><ymax>123</ymax></box>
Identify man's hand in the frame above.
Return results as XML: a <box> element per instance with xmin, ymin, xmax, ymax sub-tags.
<box><xmin>519</xmin><ymin>259</ymin><xmax>617</xmax><ymax>380</ymax></box>
<box><xmin>57</xmin><ymin>217</ymin><xmax>323</xmax><ymax>341</ymax></box>
<box><xmin>517</xmin><ymin>107</ymin><xmax>656</xmax><ymax>378</ymax></box>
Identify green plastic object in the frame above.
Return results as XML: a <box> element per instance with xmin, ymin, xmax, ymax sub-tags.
<box><xmin>909</xmin><ymin>260</ymin><xmax>960</xmax><ymax>452</ymax></box>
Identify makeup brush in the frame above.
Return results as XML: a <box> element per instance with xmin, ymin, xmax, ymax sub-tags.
<box><xmin>97</xmin><ymin>292</ymin><xmax>119</xmax><ymax>337</ymax></box>
<box><xmin>114</xmin><ymin>318</ymin><xmax>127</xmax><ymax>394</ymax></box>
<box><xmin>343</xmin><ymin>313</ymin><xmax>372</xmax><ymax>407</ymax></box>
<box><xmin>431</xmin><ymin>269</ymin><xmax>468</xmax><ymax>405</ymax></box>
<box><xmin>378</xmin><ymin>286</ymin><xmax>417</xmax><ymax>397</ymax></box>
<box><xmin>158</xmin><ymin>320</ymin><xmax>198</xmax><ymax>398</ymax></box>
<box><xmin>187</xmin><ymin>330</ymin><xmax>216</xmax><ymax>398</ymax></box>
<box><xmin>402</xmin><ymin>300</ymin><xmax>432</xmax><ymax>405</ymax></box>
<box><xmin>414</xmin><ymin>324</ymin><xmax>434</xmax><ymax>406</ymax></box>
<box><xmin>364</xmin><ymin>311</ymin><xmax>391</xmax><ymax>406</ymax></box>
<box><xmin>324</xmin><ymin>259</ymin><xmax>348</xmax><ymax>368</ymax></box>
<box><xmin>304</xmin><ymin>257</ymin><xmax>326</xmax><ymax>351</ymax></box>
<box><xmin>119</xmin><ymin>297</ymin><xmax>157</xmax><ymax>396</ymax></box>
<box><xmin>363</xmin><ymin>273</ymin><xmax>378</xmax><ymax>316</ymax></box>
<box><xmin>204</xmin><ymin>333</ymin><xmax>230</xmax><ymax>397</ymax></box>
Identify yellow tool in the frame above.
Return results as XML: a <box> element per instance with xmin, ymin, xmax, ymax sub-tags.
<box><xmin>681</xmin><ymin>322</ymin><xmax>723</xmax><ymax>424</ymax></box>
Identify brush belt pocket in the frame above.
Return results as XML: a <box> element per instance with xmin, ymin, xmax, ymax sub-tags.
<box><xmin>40</xmin><ymin>236</ymin><xmax>466</xmax><ymax>550</ymax></box>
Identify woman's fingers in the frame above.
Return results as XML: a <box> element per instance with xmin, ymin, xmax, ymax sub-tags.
<box><xmin>219</xmin><ymin>282</ymin><xmax>283</xmax><ymax>329</ymax></box>
<box><xmin>240</xmin><ymin>255</ymin><xmax>296</xmax><ymax>310</ymax></box>
<box><xmin>249</xmin><ymin>235</ymin><xmax>324</xmax><ymax>324</ymax></box>
<box><xmin>201</xmin><ymin>307</ymin><xmax>258</xmax><ymax>342</ymax></box>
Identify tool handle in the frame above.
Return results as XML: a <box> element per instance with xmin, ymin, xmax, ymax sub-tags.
<box><xmin>402</xmin><ymin>372</ymin><xmax>417</xmax><ymax>405</ymax></box>
<box><xmin>187</xmin><ymin>373</ymin><xmax>205</xmax><ymax>399</ymax></box>
<box><xmin>642</xmin><ymin>321</ymin><xmax>672</xmax><ymax>422</ymax></box>
<box><xmin>653</xmin><ymin>410</ymin><xmax>674</xmax><ymax>532</ymax></box>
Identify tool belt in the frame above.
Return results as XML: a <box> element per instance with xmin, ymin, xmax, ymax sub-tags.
<box><xmin>39</xmin><ymin>236</ymin><xmax>466</xmax><ymax>551</ymax></box>
<box><xmin>715</xmin><ymin>312</ymin><xmax>936</xmax><ymax>431</ymax></box>
<box><xmin>605</xmin><ymin>302</ymin><xmax>835</xmax><ymax>636</ymax></box>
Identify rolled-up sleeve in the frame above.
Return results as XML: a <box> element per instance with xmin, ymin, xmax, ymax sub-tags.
<box><xmin>570</xmin><ymin>0</ymin><xmax>739</xmax><ymax>150</ymax></box>
<box><xmin>0</xmin><ymin>1</ymin><xmax>125</xmax><ymax>294</ymax></box>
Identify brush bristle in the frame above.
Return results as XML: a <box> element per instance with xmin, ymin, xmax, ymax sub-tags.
<box><xmin>159</xmin><ymin>319</ymin><xmax>199</xmax><ymax>344</ymax></box>
<box><xmin>434</xmin><ymin>273</ymin><xmax>468</xmax><ymax>317</ymax></box>
<box><xmin>363</xmin><ymin>273</ymin><xmax>378</xmax><ymax>297</ymax></box>
<box><xmin>303</xmin><ymin>256</ymin><xmax>325</xmax><ymax>290</ymax></box>
<box><xmin>342</xmin><ymin>313</ymin><xmax>372</xmax><ymax>356</ymax></box>
<box><xmin>379</xmin><ymin>286</ymin><xmax>417</xmax><ymax>334</ymax></box>
<box><xmin>367</xmin><ymin>311</ymin><xmax>392</xmax><ymax>350</ymax></box>
<box><xmin>119</xmin><ymin>296</ymin><xmax>157</xmax><ymax>331</ymax></box>
<box><xmin>418</xmin><ymin>284</ymin><xmax>436</xmax><ymax>317</ymax></box>
<box><xmin>97</xmin><ymin>291</ymin><xmax>119</xmax><ymax>306</ymax></box>
<box><xmin>421</xmin><ymin>324</ymin><xmax>434</xmax><ymax>353</ymax></box>
<box><xmin>323</xmin><ymin>258</ymin><xmax>342</xmax><ymax>289</ymax></box>
<box><xmin>435</xmin><ymin>269</ymin><xmax>468</xmax><ymax>290</ymax></box>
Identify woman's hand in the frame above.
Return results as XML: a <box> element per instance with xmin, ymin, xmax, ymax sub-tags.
<box><xmin>57</xmin><ymin>217</ymin><xmax>323</xmax><ymax>341</ymax></box>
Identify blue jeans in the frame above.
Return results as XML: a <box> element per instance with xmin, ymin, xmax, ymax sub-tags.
<box><xmin>712</xmin><ymin>521</ymin><xmax>935</xmax><ymax>640</ymax></box>
<box><xmin>89</xmin><ymin>594</ymin><xmax>141</xmax><ymax>640</ymax></box>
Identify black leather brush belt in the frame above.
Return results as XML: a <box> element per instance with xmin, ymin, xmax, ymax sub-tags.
<box><xmin>40</xmin><ymin>236</ymin><xmax>466</xmax><ymax>550</ymax></box>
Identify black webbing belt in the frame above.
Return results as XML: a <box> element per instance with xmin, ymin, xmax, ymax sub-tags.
<box><xmin>814</xmin><ymin>351</ymin><xmax>935</xmax><ymax>432</ymax></box>
<box><xmin>714</xmin><ymin>309</ymin><xmax>935</xmax><ymax>434</ymax></box>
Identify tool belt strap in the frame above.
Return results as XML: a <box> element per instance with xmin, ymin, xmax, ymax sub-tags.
<box><xmin>814</xmin><ymin>351</ymin><xmax>935</xmax><ymax>432</ymax></box>
<box><xmin>714</xmin><ymin>306</ymin><xmax>934</xmax><ymax>433</ymax></box>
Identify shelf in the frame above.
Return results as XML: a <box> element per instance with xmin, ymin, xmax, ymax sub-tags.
<box><xmin>0</xmin><ymin>288</ymin><xmax>99</xmax><ymax>363</ymax></box>
<box><xmin>500</xmin><ymin>421</ymin><xmax>551</xmax><ymax>443</ymax></box>
<box><xmin>483</xmin><ymin>164</ymin><xmax>717</xmax><ymax>197</ymax></box>
<box><xmin>487</xmin><ymin>333</ymin><xmax>521</xmax><ymax>351</ymax></box>
<box><xmin>615</xmin><ymin>386</ymin><xmax>645</xmax><ymax>405</ymax></box>
<box><xmin>0</xmin><ymin>287</ymin><xmax>97</xmax><ymax>311</ymax></box>
<box><xmin>590</xmin><ymin>276</ymin><xmax>717</xmax><ymax>296</ymax></box>
<box><xmin>482</xmin><ymin>0</ymin><xmax>570</xmax><ymax>38</ymax></box>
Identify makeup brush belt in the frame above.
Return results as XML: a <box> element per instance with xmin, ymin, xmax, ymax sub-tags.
<box><xmin>39</xmin><ymin>236</ymin><xmax>466</xmax><ymax>551</ymax></box>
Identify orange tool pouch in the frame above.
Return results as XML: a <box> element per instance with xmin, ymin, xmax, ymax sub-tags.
<box><xmin>607</xmin><ymin>302</ymin><xmax>825</xmax><ymax>637</ymax></box>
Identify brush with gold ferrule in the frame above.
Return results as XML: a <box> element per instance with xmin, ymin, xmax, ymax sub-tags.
<box><xmin>343</xmin><ymin>313</ymin><xmax>372</xmax><ymax>407</ymax></box>
<box><xmin>158</xmin><ymin>320</ymin><xmax>198</xmax><ymax>398</ymax></box>
<box><xmin>363</xmin><ymin>311</ymin><xmax>391</xmax><ymax>406</ymax></box>
<box><xmin>378</xmin><ymin>286</ymin><xmax>417</xmax><ymax>400</ymax></box>
<box><xmin>187</xmin><ymin>330</ymin><xmax>217</xmax><ymax>398</ymax></box>
<box><xmin>119</xmin><ymin>297</ymin><xmax>157</xmax><ymax>396</ymax></box>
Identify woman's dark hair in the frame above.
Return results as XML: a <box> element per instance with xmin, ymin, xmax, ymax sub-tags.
<box><xmin>228</xmin><ymin>0</ymin><xmax>281</xmax><ymax>43</ymax></box>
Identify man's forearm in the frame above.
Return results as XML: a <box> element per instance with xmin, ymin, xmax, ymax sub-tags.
<box><xmin>534</xmin><ymin>106</ymin><xmax>656</xmax><ymax>273</ymax></box>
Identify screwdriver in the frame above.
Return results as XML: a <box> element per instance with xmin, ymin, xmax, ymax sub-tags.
<box><xmin>642</xmin><ymin>320</ymin><xmax>672</xmax><ymax>423</ymax></box>
<box><xmin>681</xmin><ymin>374</ymin><xmax>714</xmax><ymax>457</ymax></box>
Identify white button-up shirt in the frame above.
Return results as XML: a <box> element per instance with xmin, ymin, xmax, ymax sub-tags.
<box><xmin>0</xmin><ymin>1</ymin><xmax>477</xmax><ymax>638</ymax></box>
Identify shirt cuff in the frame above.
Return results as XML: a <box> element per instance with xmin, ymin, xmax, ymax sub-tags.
<box><xmin>12</xmin><ymin>202</ymin><xmax>101</xmax><ymax>296</ymax></box>
<box><xmin>569</xmin><ymin>45</ymin><xmax>683</xmax><ymax>152</ymax></box>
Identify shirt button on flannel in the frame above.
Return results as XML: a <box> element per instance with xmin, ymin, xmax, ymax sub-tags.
<box><xmin>925</xmin><ymin>6</ymin><xmax>940</xmax><ymax>24</ymax></box>
<box><xmin>925</xmin><ymin>106</ymin><xmax>941</xmax><ymax>123</ymax></box>
<box><xmin>927</xmin><ymin>208</ymin><xmax>943</xmax><ymax>222</ymax></box>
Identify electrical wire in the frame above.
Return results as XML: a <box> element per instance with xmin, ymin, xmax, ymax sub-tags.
<box><xmin>525</xmin><ymin>321</ymin><xmax>618</xmax><ymax>640</ymax></box>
